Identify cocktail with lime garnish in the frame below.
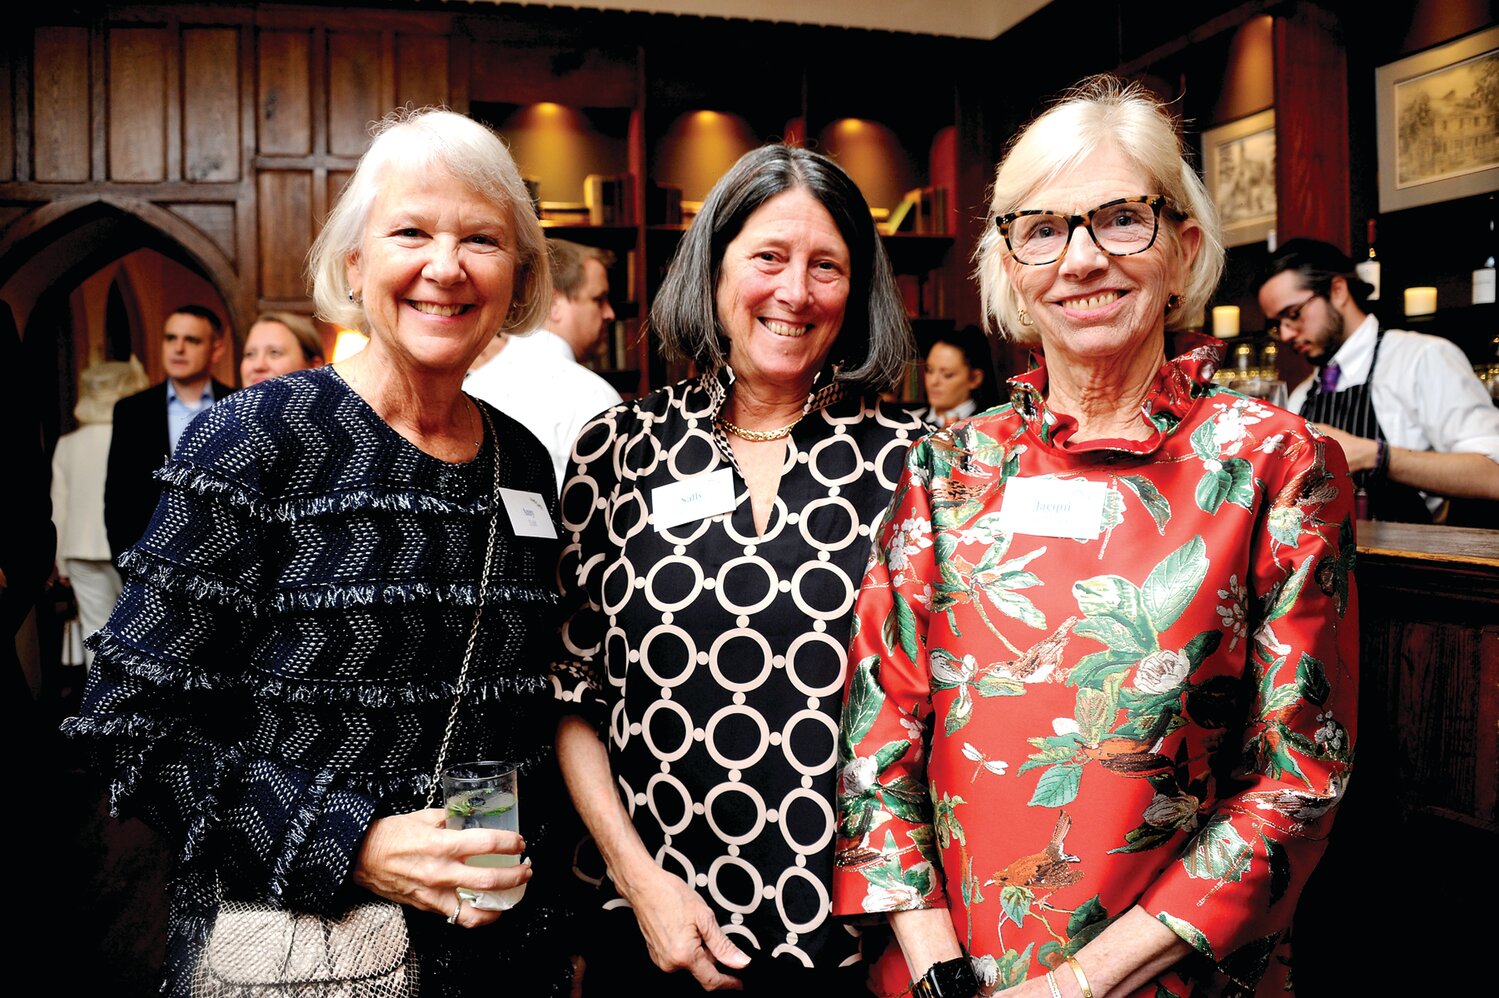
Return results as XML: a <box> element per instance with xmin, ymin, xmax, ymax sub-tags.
<box><xmin>442</xmin><ymin>761</ymin><xmax>524</xmax><ymax>911</ymax></box>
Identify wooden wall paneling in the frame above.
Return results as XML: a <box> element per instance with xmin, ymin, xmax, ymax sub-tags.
<box><xmin>1272</xmin><ymin>3</ymin><xmax>1350</xmax><ymax>249</ymax></box>
<box><xmin>108</xmin><ymin>28</ymin><xmax>169</xmax><ymax>181</ymax></box>
<box><xmin>447</xmin><ymin>30</ymin><xmax>469</xmax><ymax>114</ymax></box>
<box><xmin>236</xmin><ymin>20</ymin><xmax>258</xmax><ymax>327</ymax></box>
<box><xmin>327</xmin><ymin>32</ymin><xmax>382</xmax><ymax>157</ymax></box>
<box><xmin>32</xmin><ymin>26</ymin><xmax>91</xmax><ymax>182</ymax></box>
<box><xmin>380</xmin><ymin>31</ymin><xmax>397</xmax><ymax>119</ymax></box>
<box><xmin>465</xmin><ymin>40</ymin><xmax>639</xmax><ymax>108</ymax></box>
<box><xmin>258</xmin><ymin>29</ymin><xmax>312</xmax><ymax>155</ymax></box>
<box><xmin>1</xmin><ymin>38</ymin><xmax>16</xmax><ymax>182</ymax></box>
<box><xmin>181</xmin><ymin>27</ymin><xmax>241</xmax><ymax>182</ymax></box>
<box><xmin>165</xmin><ymin>15</ymin><xmax>182</xmax><ymax>181</ymax></box>
<box><xmin>257</xmin><ymin>170</ymin><xmax>312</xmax><ymax>301</ymax></box>
<box><xmin>394</xmin><ymin>32</ymin><xmax>448</xmax><ymax>110</ymax></box>
<box><xmin>163</xmin><ymin>202</ymin><xmax>236</xmax><ymax>265</ymax></box>
<box><xmin>90</xmin><ymin>21</ymin><xmax>106</xmax><ymax>181</ymax></box>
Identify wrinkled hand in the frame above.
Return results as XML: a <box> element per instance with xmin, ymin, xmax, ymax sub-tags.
<box><xmin>353</xmin><ymin>808</ymin><xmax>530</xmax><ymax>928</ymax></box>
<box><xmin>1310</xmin><ymin>423</ymin><xmax>1376</xmax><ymax>472</ymax></box>
<box><xmin>625</xmin><ymin>865</ymin><xmax>749</xmax><ymax>990</ymax></box>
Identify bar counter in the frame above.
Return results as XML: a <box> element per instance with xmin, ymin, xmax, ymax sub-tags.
<box><xmin>1354</xmin><ymin>519</ymin><xmax>1497</xmax><ymax>835</ymax></box>
<box><xmin>1297</xmin><ymin>520</ymin><xmax>1496</xmax><ymax>990</ymax></box>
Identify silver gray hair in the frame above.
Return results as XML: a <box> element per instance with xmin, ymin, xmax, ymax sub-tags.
<box><xmin>975</xmin><ymin>76</ymin><xmax>1226</xmax><ymax>343</ymax></box>
<box><xmin>308</xmin><ymin>107</ymin><xmax>550</xmax><ymax>337</ymax></box>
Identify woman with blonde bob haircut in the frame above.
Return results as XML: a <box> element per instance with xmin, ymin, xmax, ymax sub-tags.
<box><xmin>834</xmin><ymin>76</ymin><xmax>1356</xmax><ymax>998</ymax></box>
<box><xmin>975</xmin><ymin>78</ymin><xmax>1225</xmax><ymax>341</ymax></box>
<box><xmin>239</xmin><ymin>311</ymin><xmax>326</xmax><ymax>386</ymax></box>
<box><xmin>69</xmin><ymin>106</ymin><xmax>575</xmax><ymax>996</ymax></box>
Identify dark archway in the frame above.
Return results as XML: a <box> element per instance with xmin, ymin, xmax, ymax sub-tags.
<box><xmin>0</xmin><ymin>198</ymin><xmax>245</xmax><ymax>448</ymax></box>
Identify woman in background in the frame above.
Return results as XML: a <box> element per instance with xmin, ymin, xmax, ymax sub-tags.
<box><xmin>239</xmin><ymin>311</ymin><xmax>325</xmax><ymax>386</ymax></box>
<box><xmin>50</xmin><ymin>359</ymin><xmax>149</xmax><ymax>667</ymax></box>
<box><xmin>917</xmin><ymin>325</ymin><xmax>995</xmax><ymax>427</ymax></box>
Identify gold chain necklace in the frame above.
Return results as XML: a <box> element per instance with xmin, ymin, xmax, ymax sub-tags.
<box><xmin>717</xmin><ymin>415</ymin><xmax>802</xmax><ymax>442</ymax></box>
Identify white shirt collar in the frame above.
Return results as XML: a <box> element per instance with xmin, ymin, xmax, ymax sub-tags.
<box><xmin>505</xmin><ymin>328</ymin><xmax>575</xmax><ymax>363</ymax></box>
<box><xmin>1323</xmin><ymin>313</ymin><xmax>1379</xmax><ymax>387</ymax></box>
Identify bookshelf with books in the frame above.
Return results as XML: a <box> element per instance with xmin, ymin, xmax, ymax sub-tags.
<box><xmin>457</xmin><ymin>12</ymin><xmax>989</xmax><ymax>399</ymax></box>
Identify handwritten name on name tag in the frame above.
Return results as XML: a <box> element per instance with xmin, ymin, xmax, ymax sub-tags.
<box><xmin>996</xmin><ymin>476</ymin><xmax>1107</xmax><ymax>539</ymax></box>
<box><xmin>651</xmin><ymin>468</ymin><xmax>735</xmax><ymax>531</ymax></box>
<box><xmin>499</xmin><ymin>487</ymin><xmax>558</xmax><ymax>539</ymax></box>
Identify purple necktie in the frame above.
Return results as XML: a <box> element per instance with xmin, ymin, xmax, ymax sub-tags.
<box><xmin>1319</xmin><ymin>362</ymin><xmax>1340</xmax><ymax>394</ymax></box>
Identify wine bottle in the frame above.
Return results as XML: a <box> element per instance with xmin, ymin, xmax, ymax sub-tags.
<box><xmin>1474</xmin><ymin>209</ymin><xmax>1495</xmax><ymax>305</ymax></box>
<box><xmin>1355</xmin><ymin>218</ymin><xmax>1381</xmax><ymax>301</ymax></box>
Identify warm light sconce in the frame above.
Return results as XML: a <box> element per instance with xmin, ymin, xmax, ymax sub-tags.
<box><xmin>1211</xmin><ymin>306</ymin><xmax>1240</xmax><ymax>339</ymax></box>
<box><xmin>331</xmin><ymin>327</ymin><xmax>369</xmax><ymax>362</ymax></box>
<box><xmin>1403</xmin><ymin>286</ymin><xmax>1437</xmax><ymax>316</ymax></box>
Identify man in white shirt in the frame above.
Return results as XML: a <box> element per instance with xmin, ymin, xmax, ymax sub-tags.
<box><xmin>467</xmin><ymin>239</ymin><xmax>624</xmax><ymax>488</ymax></box>
<box><xmin>1259</xmin><ymin>238</ymin><xmax>1499</xmax><ymax>520</ymax></box>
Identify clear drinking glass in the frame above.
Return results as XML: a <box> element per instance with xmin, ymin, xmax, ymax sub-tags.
<box><xmin>442</xmin><ymin>761</ymin><xmax>525</xmax><ymax>911</ymax></box>
<box><xmin>1230</xmin><ymin>377</ymin><xmax>1289</xmax><ymax>410</ymax></box>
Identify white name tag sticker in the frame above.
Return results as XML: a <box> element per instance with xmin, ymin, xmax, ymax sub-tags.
<box><xmin>499</xmin><ymin>487</ymin><xmax>557</xmax><ymax>539</ymax></box>
<box><xmin>651</xmin><ymin>468</ymin><xmax>736</xmax><ymax>531</ymax></box>
<box><xmin>997</xmin><ymin>476</ymin><xmax>1107</xmax><ymax>539</ymax></box>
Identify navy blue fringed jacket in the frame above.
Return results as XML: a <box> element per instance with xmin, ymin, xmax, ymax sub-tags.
<box><xmin>65</xmin><ymin>367</ymin><xmax>574</xmax><ymax>996</ymax></box>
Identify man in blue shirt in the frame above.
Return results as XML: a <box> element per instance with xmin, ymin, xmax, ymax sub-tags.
<box><xmin>104</xmin><ymin>305</ymin><xmax>233</xmax><ymax>561</ymax></box>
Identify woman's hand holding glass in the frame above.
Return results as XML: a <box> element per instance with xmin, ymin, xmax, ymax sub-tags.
<box><xmin>352</xmin><ymin>809</ymin><xmax>531</xmax><ymax>929</ymax></box>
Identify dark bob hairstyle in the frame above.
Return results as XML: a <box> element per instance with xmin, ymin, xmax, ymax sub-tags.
<box><xmin>651</xmin><ymin>144</ymin><xmax>913</xmax><ymax>394</ymax></box>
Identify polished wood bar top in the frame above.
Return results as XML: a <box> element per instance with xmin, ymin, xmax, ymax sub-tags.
<box><xmin>1356</xmin><ymin>520</ymin><xmax>1499</xmax><ymax>568</ymax></box>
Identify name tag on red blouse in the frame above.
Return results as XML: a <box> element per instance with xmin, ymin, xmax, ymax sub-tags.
<box><xmin>651</xmin><ymin>468</ymin><xmax>735</xmax><ymax>530</ymax></box>
<box><xmin>996</xmin><ymin>476</ymin><xmax>1106</xmax><ymax>539</ymax></box>
<box><xmin>499</xmin><ymin>487</ymin><xmax>558</xmax><ymax>538</ymax></box>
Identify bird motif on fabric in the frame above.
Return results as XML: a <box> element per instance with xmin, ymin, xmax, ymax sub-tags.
<box><xmin>987</xmin><ymin>615</ymin><xmax>1079</xmax><ymax>684</ymax></box>
<box><xmin>986</xmin><ymin>811</ymin><xmax>1084</xmax><ymax>897</ymax></box>
<box><xmin>1239</xmin><ymin>775</ymin><xmax>1344</xmax><ymax>831</ymax></box>
<box><xmin>1268</xmin><ymin>436</ymin><xmax>1339</xmax><ymax>549</ymax></box>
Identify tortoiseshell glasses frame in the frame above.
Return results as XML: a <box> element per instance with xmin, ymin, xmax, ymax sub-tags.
<box><xmin>994</xmin><ymin>194</ymin><xmax>1172</xmax><ymax>266</ymax></box>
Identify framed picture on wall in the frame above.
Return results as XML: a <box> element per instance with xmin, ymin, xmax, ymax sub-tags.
<box><xmin>1376</xmin><ymin>25</ymin><xmax>1499</xmax><ymax>212</ymax></box>
<box><xmin>1202</xmin><ymin>109</ymin><xmax>1276</xmax><ymax>248</ymax></box>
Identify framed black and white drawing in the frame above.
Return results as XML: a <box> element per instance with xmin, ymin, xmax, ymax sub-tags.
<box><xmin>1202</xmin><ymin>109</ymin><xmax>1276</xmax><ymax>248</ymax></box>
<box><xmin>1376</xmin><ymin>26</ymin><xmax>1499</xmax><ymax>212</ymax></box>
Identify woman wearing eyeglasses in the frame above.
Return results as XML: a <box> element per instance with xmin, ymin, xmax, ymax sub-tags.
<box><xmin>832</xmin><ymin>77</ymin><xmax>1358</xmax><ymax>998</ymax></box>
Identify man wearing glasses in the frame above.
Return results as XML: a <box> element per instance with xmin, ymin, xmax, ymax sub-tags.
<box><xmin>1258</xmin><ymin>238</ymin><xmax>1499</xmax><ymax>521</ymax></box>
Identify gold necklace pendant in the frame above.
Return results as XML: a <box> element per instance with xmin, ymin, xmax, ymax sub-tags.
<box><xmin>717</xmin><ymin>416</ymin><xmax>801</xmax><ymax>441</ymax></box>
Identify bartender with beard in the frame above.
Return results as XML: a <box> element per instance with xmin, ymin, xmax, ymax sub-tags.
<box><xmin>1259</xmin><ymin>238</ymin><xmax>1499</xmax><ymax>521</ymax></box>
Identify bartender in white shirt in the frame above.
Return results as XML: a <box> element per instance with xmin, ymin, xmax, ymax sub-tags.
<box><xmin>1258</xmin><ymin>238</ymin><xmax>1499</xmax><ymax>521</ymax></box>
<box><xmin>466</xmin><ymin>239</ymin><xmax>624</xmax><ymax>488</ymax></box>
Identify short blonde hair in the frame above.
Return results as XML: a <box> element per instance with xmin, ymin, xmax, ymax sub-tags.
<box><xmin>251</xmin><ymin>311</ymin><xmax>324</xmax><ymax>363</ymax></box>
<box><xmin>308</xmin><ymin>107</ymin><xmax>550</xmax><ymax>337</ymax></box>
<box><xmin>975</xmin><ymin>76</ymin><xmax>1225</xmax><ymax>343</ymax></box>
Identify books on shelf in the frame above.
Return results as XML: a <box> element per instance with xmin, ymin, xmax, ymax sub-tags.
<box><xmin>880</xmin><ymin>186</ymin><xmax>949</xmax><ymax>235</ymax></box>
<box><xmin>648</xmin><ymin>183</ymin><xmax>683</xmax><ymax>226</ymax></box>
<box><xmin>539</xmin><ymin>200</ymin><xmax>590</xmax><ymax>225</ymax></box>
<box><xmin>584</xmin><ymin>173</ymin><xmax>636</xmax><ymax>225</ymax></box>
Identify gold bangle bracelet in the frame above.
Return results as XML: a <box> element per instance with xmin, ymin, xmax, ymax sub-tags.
<box><xmin>1046</xmin><ymin>970</ymin><xmax>1063</xmax><ymax>998</ymax></box>
<box><xmin>1065</xmin><ymin>956</ymin><xmax>1094</xmax><ymax>998</ymax></box>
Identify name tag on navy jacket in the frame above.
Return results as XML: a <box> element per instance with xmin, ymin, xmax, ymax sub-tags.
<box><xmin>500</xmin><ymin>488</ymin><xmax>557</xmax><ymax>538</ymax></box>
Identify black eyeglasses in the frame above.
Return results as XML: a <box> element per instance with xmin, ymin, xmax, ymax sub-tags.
<box><xmin>995</xmin><ymin>195</ymin><xmax>1170</xmax><ymax>266</ymax></box>
<box><xmin>1266</xmin><ymin>292</ymin><xmax>1320</xmax><ymax>337</ymax></box>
